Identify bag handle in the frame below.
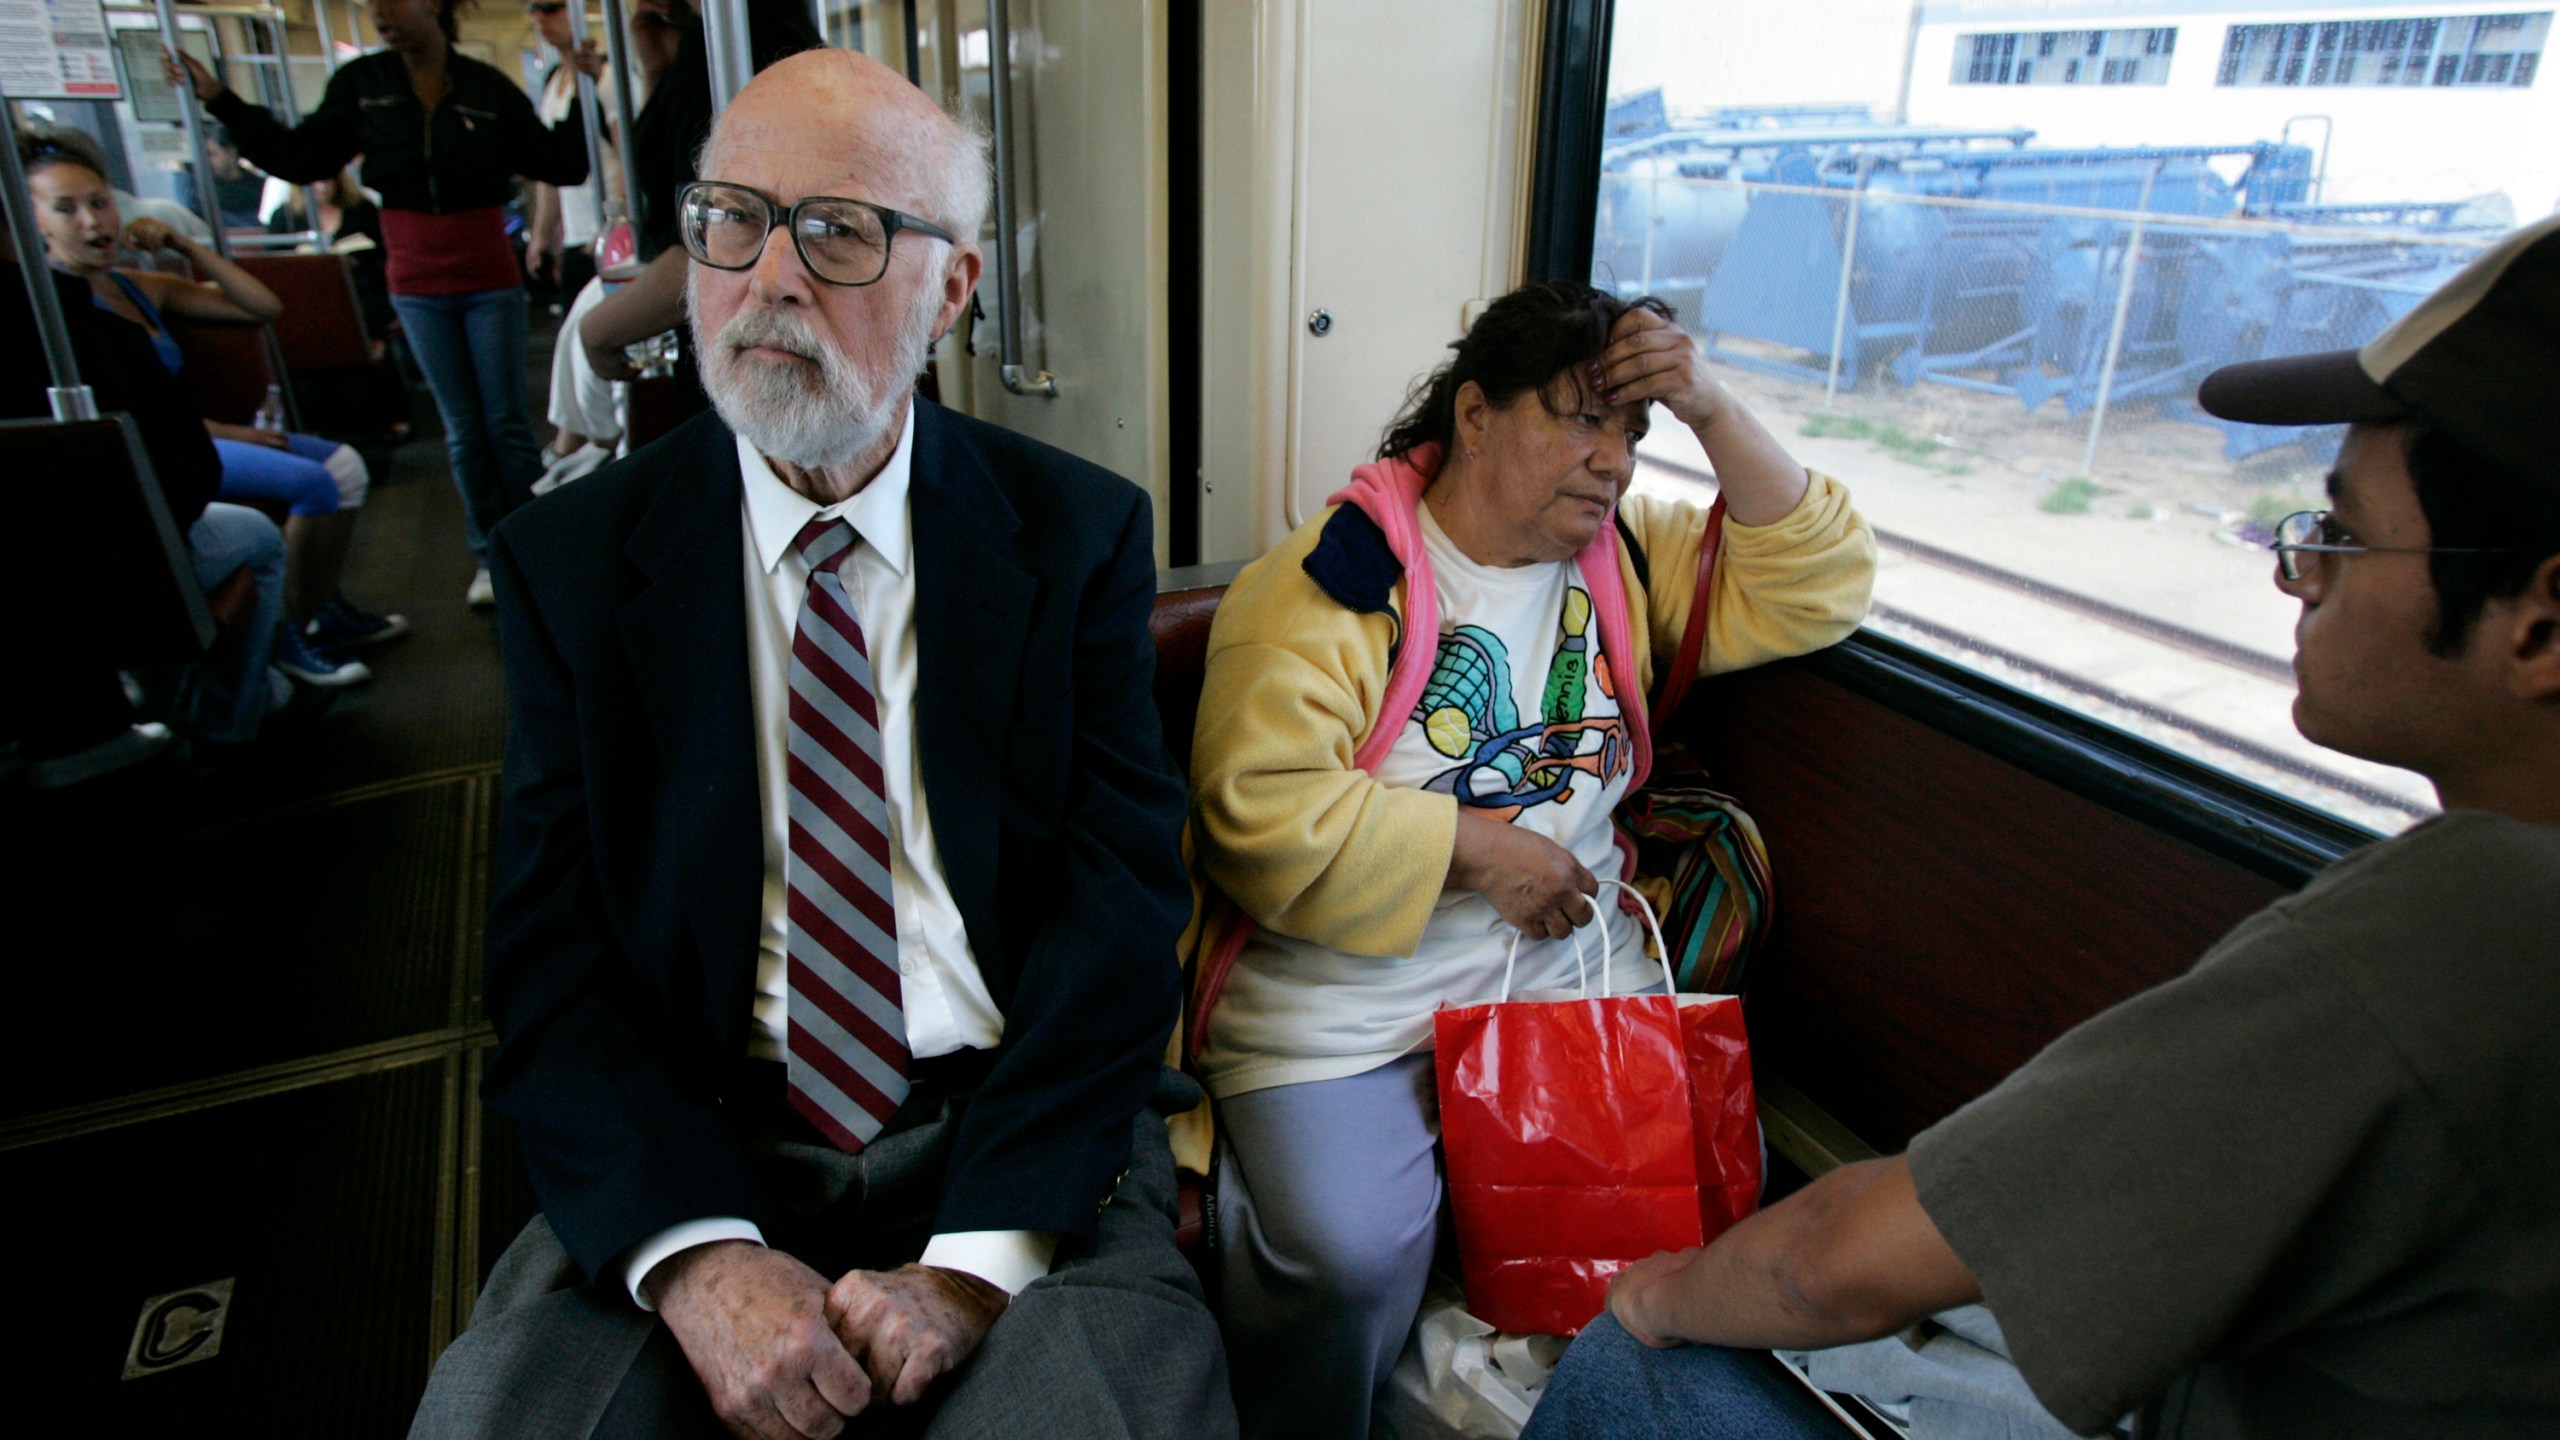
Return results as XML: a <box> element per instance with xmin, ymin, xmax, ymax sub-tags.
<box><xmin>1646</xmin><ymin>494</ymin><xmax>1727</xmax><ymax>734</ymax></box>
<box><xmin>1493</xmin><ymin>879</ymin><xmax>1676</xmax><ymax>1003</ymax></box>
<box><xmin>1497</xmin><ymin>923</ymin><xmax>1590</xmax><ymax>1005</ymax></box>
<box><xmin>1596</xmin><ymin>878</ymin><xmax>1674</xmax><ymax>998</ymax></box>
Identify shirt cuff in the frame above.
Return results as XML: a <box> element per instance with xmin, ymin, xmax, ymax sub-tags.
<box><xmin>918</xmin><ymin>1230</ymin><xmax>1057</xmax><ymax>1296</ymax></box>
<box><xmin>619</xmin><ymin>1217</ymin><xmax>769</xmax><ymax>1310</ymax></box>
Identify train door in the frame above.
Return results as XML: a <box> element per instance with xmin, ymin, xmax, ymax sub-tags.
<box><xmin>899</xmin><ymin>0</ymin><xmax>1182</xmax><ymax>561</ymax></box>
<box><xmin>1196</xmin><ymin>0</ymin><xmax>1542</xmax><ymax>560</ymax></box>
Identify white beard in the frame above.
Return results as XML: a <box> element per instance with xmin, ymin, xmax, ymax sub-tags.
<box><xmin>688</xmin><ymin>269</ymin><xmax>943</xmax><ymax>471</ymax></box>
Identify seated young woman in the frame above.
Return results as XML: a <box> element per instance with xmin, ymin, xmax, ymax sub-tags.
<box><xmin>1185</xmin><ymin>279</ymin><xmax>1877</xmax><ymax>1439</ymax></box>
<box><xmin>21</xmin><ymin>128</ymin><xmax>401</xmax><ymax>685</ymax></box>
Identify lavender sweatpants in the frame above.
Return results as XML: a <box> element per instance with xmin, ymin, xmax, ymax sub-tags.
<box><xmin>1215</xmin><ymin>1053</ymin><xmax>1445</xmax><ymax>1440</ymax></box>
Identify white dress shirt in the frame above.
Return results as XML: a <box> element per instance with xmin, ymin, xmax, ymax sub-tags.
<box><xmin>618</xmin><ymin>409</ymin><xmax>1056</xmax><ymax>1308</ymax></box>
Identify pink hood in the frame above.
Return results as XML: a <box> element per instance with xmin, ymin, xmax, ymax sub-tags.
<box><xmin>1326</xmin><ymin>443</ymin><xmax>1655</xmax><ymax>789</ymax></box>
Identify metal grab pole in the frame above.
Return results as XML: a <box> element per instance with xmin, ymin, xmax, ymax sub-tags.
<box><xmin>310</xmin><ymin>0</ymin><xmax>339</xmax><ymax>72</ymax></box>
<box><xmin>986</xmin><ymin>0</ymin><xmax>1054</xmax><ymax>397</ymax></box>
<box><xmin>1</xmin><ymin>98</ymin><xmax>99</xmax><ymax>420</ymax></box>
<box><xmin>2081</xmin><ymin>159</ymin><xmax>2162</xmax><ymax>478</ymax></box>
<box><xmin>703</xmin><ymin>0</ymin><xmax>752</xmax><ymax>115</ymax></box>
<box><xmin>597</xmin><ymin>0</ymin><xmax>641</xmax><ymax>221</ymax></box>
<box><xmin>1824</xmin><ymin>156</ymin><xmax>1873</xmax><ymax>411</ymax></box>
<box><xmin>260</xmin><ymin>9</ymin><xmax>330</xmax><ymax>249</ymax></box>
<box><xmin>154</xmin><ymin>0</ymin><xmax>233</xmax><ymax>260</ymax></box>
<box><xmin>561</xmin><ymin>1</ymin><xmax>608</xmax><ymax>209</ymax></box>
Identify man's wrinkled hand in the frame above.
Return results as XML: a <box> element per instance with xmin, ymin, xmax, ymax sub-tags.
<box><xmin>1606</xmin><ymin>1246</ymin><xmax>1703</xmax><ymax>1349</ymax></box>
<box><xmin>826</xmin><ymin>1264</ymin><xmax>1008</xmax><ymax>1407</ymax></box>
<box><xmin>650</xmin><ymin>1241</ymin><xmax>872</xmax><ymax>1440</ymax></box>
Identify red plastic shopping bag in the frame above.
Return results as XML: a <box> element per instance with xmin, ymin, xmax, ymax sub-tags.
<box><xmin>1432</xmin><ymin>883</ymin><xmax>1760</xmax><ymax>1336</ymax></box>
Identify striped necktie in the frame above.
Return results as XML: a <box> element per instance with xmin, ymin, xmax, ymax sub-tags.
<box><xmin>783</xmin><ymin>515</ymin><xmax>911</xmax><ymax>1152</ymax></box>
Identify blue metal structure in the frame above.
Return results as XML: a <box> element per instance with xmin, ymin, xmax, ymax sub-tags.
<box><xmin>1591</xmin><ymin>96</ymin><xmax>2491</xmax><ymax>459</ymax></box>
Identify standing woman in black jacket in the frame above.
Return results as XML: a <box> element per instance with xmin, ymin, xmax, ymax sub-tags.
<box><xmin>171</xmin><ymin>0</ymin><xmax>591</xmax><ymax>606</ymax></box>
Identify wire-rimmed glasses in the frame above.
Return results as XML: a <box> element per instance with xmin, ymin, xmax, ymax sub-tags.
<box><xmin>678</xmin><ymin>181</ymin><xmax>957</xmax><ymax>288</ymax></box>
<box><xmin>2268</xmin><ymin>510</ymin><xmax>2516</xmax><ymax>584</ymax></box>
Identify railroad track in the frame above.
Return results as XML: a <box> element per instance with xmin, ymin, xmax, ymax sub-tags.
<box><xmin>1640</xmin><ymin>457</ymin><xmax>2431</xmax><ymax>822</ymax></box>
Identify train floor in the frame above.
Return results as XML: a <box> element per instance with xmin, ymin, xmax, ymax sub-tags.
<box><xmin>4</xmin><ymin>333</ymin><xmax>547</xmax><ymax>1434</ymax></box>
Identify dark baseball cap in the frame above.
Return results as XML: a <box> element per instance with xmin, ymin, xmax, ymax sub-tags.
<box><xmin>2197</xmin><ymin>212</ymin><xmax>2560</xmax><ymax>479</ymax></box>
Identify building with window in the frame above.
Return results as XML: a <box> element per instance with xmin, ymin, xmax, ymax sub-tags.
<box><xmin>1907</xmin><ymin>0</ymin><xmax>2557</xmax><ymax>215</ymax></box>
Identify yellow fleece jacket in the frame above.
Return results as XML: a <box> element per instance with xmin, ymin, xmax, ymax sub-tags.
<box><xmin>1189</xmin><ymin>472</ymin><xmax>1875</xmax><ymax>964</ymax></box>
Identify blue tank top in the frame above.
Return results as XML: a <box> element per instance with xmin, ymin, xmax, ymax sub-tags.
<box><xmin>96</xmin><ymin>270</ymin><xmax>186</xmax><ymax>375</ymax></box>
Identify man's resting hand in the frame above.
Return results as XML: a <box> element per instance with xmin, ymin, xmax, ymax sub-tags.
<box><xmin>648</xmin><ymin>1240</ymin><xmax>871</xmax><ymax>1439</ymax></box>
<box><xmin>826</xmin><ymin>1264</ymin><xmax>1009</xmax><ymax>1406</ymax></box>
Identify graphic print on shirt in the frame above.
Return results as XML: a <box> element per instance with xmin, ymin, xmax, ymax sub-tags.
<box><xmin>1412</xmin><ymin>586</ymin><xmax>1627</xmax><ymax>822</ymax></box>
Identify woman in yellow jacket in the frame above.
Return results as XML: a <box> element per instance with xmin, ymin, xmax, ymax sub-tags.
<box><xmin>1186</xmin><ymin>281</ymin><xmax>1876</xmax><ymax>1439</ymax></box>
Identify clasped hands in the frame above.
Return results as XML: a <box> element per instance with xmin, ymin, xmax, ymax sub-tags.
<box><xmin>648</xmin><ymin>1240</ymin><xmax>1007</xmax><ymax>1440</ymax></box>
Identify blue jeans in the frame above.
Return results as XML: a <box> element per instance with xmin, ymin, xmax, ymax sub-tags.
<box><xmin>214</xmin><ymin>431</ymin><xmax>353</xmax><ymax>515</ymax></box>
<box><xmin>179</xmin><ymin>502</ymin><xmax>287</xmax><ymax>744</ymax></box>
<box><xmin>1520</xmin><ymin>1316</ymin><xmax>1847</xmax><ymax>1440</ymax></box>
<box><xmin>390</xmin><ymin>285</ymin><xmax>540</xmax><ymax>559</ymax></box>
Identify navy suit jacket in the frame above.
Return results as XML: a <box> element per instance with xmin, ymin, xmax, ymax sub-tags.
<box><xmin>480</xmin><ymin>402</ymin><xmax>1191</xmax><ymax>1283</ymax></box>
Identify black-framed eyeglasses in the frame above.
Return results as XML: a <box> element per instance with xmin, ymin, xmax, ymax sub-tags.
<box><xmin>2267</xmin><ymin>509</ymin><xmax>2515</xmax><ymax>584</ymax></box>
<box><xmin>678</xmin><ymin>181</ymin><xmax>956</xmax><ymax>288</ymax></box>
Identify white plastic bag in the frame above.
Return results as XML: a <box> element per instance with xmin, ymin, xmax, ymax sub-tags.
<box><xmin>1373</xmin><ymin>1279</ymin><xmax>1569</xmax><ymax>1440</ymax></box>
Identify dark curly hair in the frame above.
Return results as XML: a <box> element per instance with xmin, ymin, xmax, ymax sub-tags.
<box><xmin>1377</xmin><ymin>280</ymin><xmax>1673</xmax><ymax>462</ymax></box>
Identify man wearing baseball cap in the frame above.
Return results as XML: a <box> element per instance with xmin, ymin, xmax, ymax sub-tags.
<box><xmin>1520</xmin><ymin>215</ymin><xmax>2560</xmax><ymax>1439</ymax></box>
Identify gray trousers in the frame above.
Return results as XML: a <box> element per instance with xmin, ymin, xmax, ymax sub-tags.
<box><xmin>1216</xmin><ymin>1054</ymin><xmax>1446</xmax><ymax>1440</ymax></box>
<box><xmin>411</xmin><ymin>1077</ymin><xmax>1235</xmax><ymax>1440</ymax></box>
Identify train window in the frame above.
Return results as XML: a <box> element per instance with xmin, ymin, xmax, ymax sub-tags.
<box><xmin>1588</xmin><ymin>0</ymin><xmax>2552</xmax><ymax>834</ymax></box>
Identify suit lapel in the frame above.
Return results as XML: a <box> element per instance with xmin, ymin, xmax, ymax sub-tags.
<box><xmin>615</xmin><ymin>416</ymin><xmax>764</xmax><ymax>1053</ymax></box>
<box><xmin>907</xmin><ymin>402</ymin><xmax>1035</xmax><ymax>970</ymax></box>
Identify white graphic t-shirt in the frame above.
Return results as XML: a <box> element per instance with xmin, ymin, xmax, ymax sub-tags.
<box><xmin>1198</xmin><ymin>503</ymin><xmax>1655</xmax><ymax>1100</ymax></box>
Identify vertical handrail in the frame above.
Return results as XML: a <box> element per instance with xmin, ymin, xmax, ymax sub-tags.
<box><xmin>985</xmin><ymin>0</ymin><xmax>1054</xmax><ymax>397</ymax></box>
<box><xmin>0</xmin><ymin>97</ymin><xmax>99</xmax><ymax>420</ymax></box>
<box><xmin>2081</xmin><ymin>159</ymin><xmax>2162</xmax><ymax>478</ymax></box>
<box><xmin>153</xmin><ymin>0</ymin><xmax>233</xmax><ymax>260</ymax></box>
<box><xmin>309</xmin><ymin>0</ymin><xmax>338</xmax><ymax>73</ymax></box>
<box><xmin>703</xmin><ymin>0</ymin><xmax>752</xmax><ymax>115</ymax></box>
<box><xmin>561</xmin><ymin>0</ymin><xmax>608</xmax><ymax>214</ymax></box>
<box><xmin>259</xmin><ymin>8</ymin><xmax>331</xmax><ymax>249</ymax></box>
<box><xmin>597</xmin><ymin>0</ymin><xmax>642</xmax><ymax>222</ymax></box>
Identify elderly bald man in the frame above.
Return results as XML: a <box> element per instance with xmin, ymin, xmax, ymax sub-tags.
<box><xmin>409</xmin><ymin>51</ymin><xmax>1232</xmax><ymax>1440</ymax></box>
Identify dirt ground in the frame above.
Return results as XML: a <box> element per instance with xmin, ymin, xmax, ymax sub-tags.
<box><xmin>1637</xmin><ymin>341</ymin><xmax>2438</xmax><ymax>830</ymax></box>
<box><xmin>1648</xmin><ymin>344</ymin><xmax>2332</xmax><ymax>659</ymax></box>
